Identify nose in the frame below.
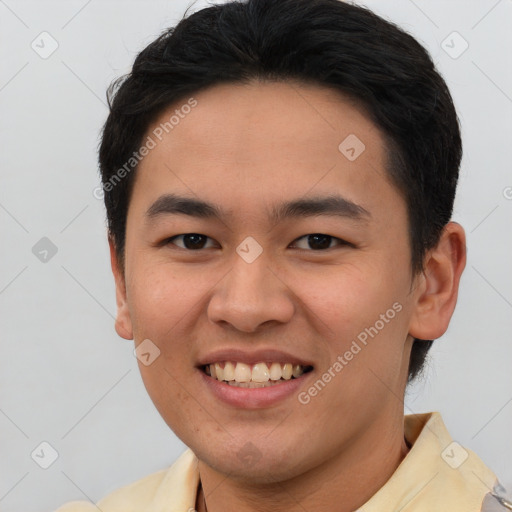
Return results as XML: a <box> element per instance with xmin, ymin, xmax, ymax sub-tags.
<box><xmin>207</xmin><ymin>255</ymin><xmax>295</xmax><ymax>333</ymax></box>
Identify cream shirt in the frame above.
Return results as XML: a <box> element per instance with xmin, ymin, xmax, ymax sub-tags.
<box><xmin>55</xmin><ymin>412</ymin><xmax>509</xmax><ymax>511</ymax></box>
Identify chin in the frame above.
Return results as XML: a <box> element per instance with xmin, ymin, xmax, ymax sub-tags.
<box><xmin>196</xmin><ymin>441</ymin><xmax>311</xmax><ymax>484</ymax></box>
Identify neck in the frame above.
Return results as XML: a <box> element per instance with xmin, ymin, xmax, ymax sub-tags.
<box><xmin>196</xmin><ymin>416</ymin><xmax>410</xmax><ymax>512</ymax></box>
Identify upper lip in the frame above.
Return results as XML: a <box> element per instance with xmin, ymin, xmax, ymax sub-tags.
<box><xmin>197</xmin><ymin>348</ymin><xmax>314</xmax><ymax>368</ymax></box>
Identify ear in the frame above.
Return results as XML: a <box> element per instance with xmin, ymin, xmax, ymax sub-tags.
<box><xmin>409</xmin><ymin>222</ymin><xmax>466</xmax><ymax>340</ymax></box>
<box><xmin>109</xmin><ymin>236</ymin><xmax>133</xmax><ymax>340</ymax></box>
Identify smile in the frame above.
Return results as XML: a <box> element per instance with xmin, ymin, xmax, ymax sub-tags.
<box><xmin>203</xmin><ymin>361</ymin><xmax>314</xmax><ymax>388</ymax></box>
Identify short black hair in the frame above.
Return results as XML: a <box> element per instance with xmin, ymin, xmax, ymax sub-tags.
<box><xmin>99</xmin><ymin>0</ymin><xmax>462</xmax><ymax>383</ymax></box>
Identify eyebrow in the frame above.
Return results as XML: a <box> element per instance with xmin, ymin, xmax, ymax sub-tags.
<box><xmin>145</xmin><ymin>193</ymin><xmax>370</xmax><ymax>224</ymax></box>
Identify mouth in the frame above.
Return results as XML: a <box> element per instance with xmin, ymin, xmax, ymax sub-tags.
<box><xmin>202</xmin><ymin>361</ymin><xmax>314</xmax><ymax>388</ymax></box>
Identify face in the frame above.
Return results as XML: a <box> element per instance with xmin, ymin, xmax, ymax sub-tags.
<box><xmin>113</xmin><ymin>81</ymin><xmax>423</xmax><ymax>483</ymax></box>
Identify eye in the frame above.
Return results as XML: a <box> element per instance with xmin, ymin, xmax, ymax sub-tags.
<box><xmin>290</xmin><ymin>233</ymin><xmax>351</xmax><ymax>251</ymax></box>
<box><xmin>166</xmin><ymin>233</ymin><xmax>217</xmax><ymax>250</ymax></box>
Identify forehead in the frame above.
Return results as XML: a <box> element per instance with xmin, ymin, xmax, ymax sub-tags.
<box><xmin>130</xmin><ymin>80</ymin><xmax>403</xmax><ymax>226</ymax></box>
<box><xmin>148</xmin><ymin>80</ymin><xmax>383</xmax><ymax>162</ymax></box>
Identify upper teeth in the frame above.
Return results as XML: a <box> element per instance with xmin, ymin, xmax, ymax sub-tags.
<box><xmin>206</xmin><ymin>362</ymin><xmax>305</xmax><ymax>383</ymax></box>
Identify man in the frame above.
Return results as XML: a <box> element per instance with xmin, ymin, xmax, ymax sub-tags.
<box><xmin>56</xmin><ymin>0</ymin><xmax>510</xmax><ymax>510</ymax></box>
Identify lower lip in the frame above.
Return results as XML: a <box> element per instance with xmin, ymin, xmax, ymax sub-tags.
<box><xmin>199</xmin><ymin>370</ymin><xmax>310</xmax><ymax>409</ymax></box>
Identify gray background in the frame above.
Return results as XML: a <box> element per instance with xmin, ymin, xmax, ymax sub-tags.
<box><xmin>0</xmin><ymin>1</ymin><xmax>511</xmax><ymax>511</ymax></box>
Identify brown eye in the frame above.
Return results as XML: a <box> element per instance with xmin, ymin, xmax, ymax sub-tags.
<box><xmin>291</xmin><ymin>234</ymin><xmax>349</xmax><ymax>251</ymax></box>
<box><xmin>167</xmin><ymin>234</ymin><xmax>215</xmax><ymax>250</ymax></box>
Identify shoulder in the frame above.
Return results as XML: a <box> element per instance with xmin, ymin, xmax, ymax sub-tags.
<box><xmin>54</xmin><ymin>503</ymin><xmax>98</xmax><ymax>512</ymax></box>
<box><xmin>54</xmin><ymin>449</ymin><xmax>198</xmax><ymax>512</ymax></box>
<box><xmin>54</xmin><ymin>468</ymin><xmax>169</xmax><ymax>512</ymax></box>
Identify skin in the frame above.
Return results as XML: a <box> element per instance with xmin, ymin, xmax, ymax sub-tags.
<box><xmin>109</xmin><ymin>80</ymin><xmax>466</xmax><ymax>512</ymax></box>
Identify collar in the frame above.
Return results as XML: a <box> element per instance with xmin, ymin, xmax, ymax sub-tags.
<box><xmin>145</xmin><ymin>412</ymin><xmax>498</xmax><ymax>512</ymax></box>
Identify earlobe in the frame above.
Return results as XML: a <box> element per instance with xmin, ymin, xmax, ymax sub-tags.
<box><xmin>108</xmin><ymin>235</ymin><xmax>134</xmax><ymax>340</ymax></box>
<box><xmin>409</xmin><ymin>222</ymin><xmax>466</xmax><ymax>341</ymax></box>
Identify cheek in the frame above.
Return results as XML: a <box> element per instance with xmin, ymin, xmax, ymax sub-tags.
<box><xmin>292</xmin><ymin>261</ymin><xmax>410</xmax><ymax>372</ymax></box>
<box><xmin>137</xmin><ymin>361</ymin><xmax>209</xmax><ymax>442</ymax></box>
<box><xmin>295</xmin><ymin>262</ymin><xmax>399</xmax><ymax>330</ymax></box>
<box><xmin>127</xmin><ymin>261</ymin><xmax>210</xmax><ymax>340</ymax></box>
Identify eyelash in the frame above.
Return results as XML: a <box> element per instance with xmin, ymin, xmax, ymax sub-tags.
<box><xmin>163</xmin><ymin>233</ymin><xmax>353</xmax><ymax>252</ymax></box>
